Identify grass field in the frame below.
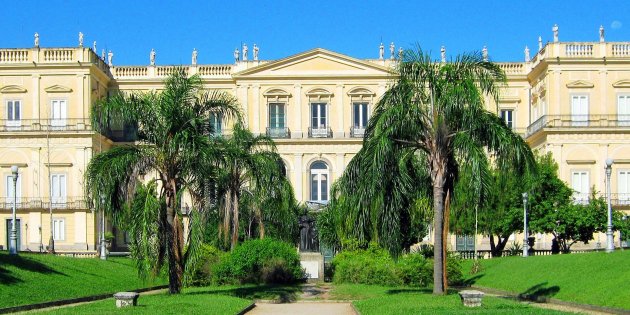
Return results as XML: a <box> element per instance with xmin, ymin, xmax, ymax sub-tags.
<box><xmin>461</xmin><ymin>250</ymin><xmax>630</xmax><ymax>310</ymax></box>
<box><xmin>331</xmin><ymin>284</ymin><xmax>569</xmax><ymax>314</ymax></box>
<box><xmin>0</xmin><ymin>252</ymin><xmax>165</xmax><ymax>309</ymax></box>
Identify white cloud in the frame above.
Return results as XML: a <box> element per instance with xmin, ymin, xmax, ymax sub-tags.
<box><xmin>611</xmin><ymin>20</ymin><xmax>622</xmax><ymax>30</ymax></box>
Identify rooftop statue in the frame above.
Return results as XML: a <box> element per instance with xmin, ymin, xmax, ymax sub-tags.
<box><xmin>253</xmin><ymin>44</ymin><xmax>259</xmax><ymax>61</ymax></box>
<box><xmin>34</xmin><ymin>32</ymin><xmax>39</xmax><ymax>47</ymax></box>
<box><xmin>242</xmin><ymin>43</ymin><xmax>248</xmax><ymax>61</ymax></box>
<box><xmin>553</xmin><ymin>24</ymin><xmax>559</xmax><ymax>42</ymax></box>
<box><xmin>524</xmin><ymin>46</ymin><xmax>530</xmax><ymax>62</ymax></box>
<box><xmin>482</xmin><ymin>46</ymin><xmax>488</xmax><ymax>61</ymax></box>
<box><xmin>78</xmin><ymin>32</ymin><xmax>84</xmax><ymax>47</ymax></box>
<box><xmin>441</xmin><ymin>46</ymin><xmax>446</xmax><ymax>62</ymax></box>
<box><xmin>108</xmin><ymin>50</ymin><xmax>113</xmax><ymax>67</ymax></box>
<box><xmin>538</xmin><ymin>36</ymin><xmax>543</xmax><ymax>51</ymax></box>
<box><xmin>390</xmin><ymin>42</ymin><xmax>395</xmax><ymax>60</ymax></box>
<box><xmin>192</xmin><ymin>48</ymin><xmax>198</xmax><ymax>65</ymax></box>
<box><xmin>600</xmin><ymin>25</ymin><xmax>605</xmax><ymax>42</ymax></box>
<box><xmin>234</xmin><ymin>48</ymin><xmax>240</xmax><ymax>63</ymax></box>
<box><xmin>93</xmin><ymin>41</ymin><xmax>97</xmax><ymax>52</ymax></box>
<box><xmin>379</xmin><ymin>42</ymin><xmax>384</xmax><ymax>60</ymax></box>
<box><xmin>150</xmin><ymin>48</ymin><xmax>156</xmax><ymax>66</ymax></box>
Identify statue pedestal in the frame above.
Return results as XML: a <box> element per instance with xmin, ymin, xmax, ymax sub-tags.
<box><xmin>299</xmin><ymin>252</ymin><xmax>324</xmax><ymax>282</ymax></box>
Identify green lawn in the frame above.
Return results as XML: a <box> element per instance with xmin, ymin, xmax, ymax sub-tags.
<box><xmin>0</xmin><ymin>252</ymin><xmax>165</xmax><ymax>309</ymax></box>
<box><xmin>461</xmin><ymin>250</ymin><xmax>630</xmax><ymax>310</ymax></box>
<box><xmin>331</xmin><ymin>284</ymin><xmax>569</xmax><ymax>314</ymax></box>
<box><xmin>36</xmin><ymin>286</ymin><xmax>254</xmax><ymax>315</ymax></box>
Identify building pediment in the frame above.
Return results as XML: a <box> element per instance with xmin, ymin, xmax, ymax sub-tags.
<box><xmin>234</xmin><ymin>48</ymin><xmax>395</xmax><ymax>79</ymax></box>
<box><xmin>612</xmin><ymin>79</ymin><xmax>630</xmax><ymax>88</ymax></box>
<box><xmin>0</xmin><ymin>85</ymin><xmax>27</xmax><ymax>93</ymax></box>
<box><xmin>44</xmin><ymin>85</ymin><xmax>73</xmax><ymax>93</ymax></box>
<box><xmin>566</xmin><ymin>80</ymin><xmax>594</xmax><ymax>88</ymax></box>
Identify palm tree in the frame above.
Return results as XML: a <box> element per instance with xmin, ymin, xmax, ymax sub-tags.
<box><xmin>334</xmin><ymin>47</ymin><xmax>534</xmax><ymax>294</ymax></box>
<box><xmin>85</xmin><ymin>70</ymin><xmax>240</xmax><ymax>294</ymax></box>
<box><xmin>214</xmin><ymin>123</ymin><xmax>294</xmax><ymax>250</ymax></box>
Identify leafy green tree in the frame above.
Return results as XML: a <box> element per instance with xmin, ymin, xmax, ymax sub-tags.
<box><xmin>85</xmin><ymin>70</ymin><xmax>240</xmax><ymax>294</ymax></box>
<box><xmin>214</xmin><ymin>123</ymin><xmax>297</xmax><ymax>250</ymax></box>
<box><xmin>326</xmin><ymin>47</ymin><xmax>534</xmax><ymax>294</ymax></box>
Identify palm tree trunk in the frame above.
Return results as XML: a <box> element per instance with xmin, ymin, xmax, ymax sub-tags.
<box><xmin>432</xmin><ymin>172</ymin><xmax>446</xmax><ymax>295</ymax></box>
<box><xmin>230</xmin><ymin>190</ymin><xmax>239</xmax><ymax>250</ymax></box>
<box><xmin>165</xmin><ymin>183</ymin><xmax>183</xmax><ymax>294</ymax></box>
<box><xmin>256</xmin><ymin>206</ymin><xmax>265</xmax><ymax>239</ymax></box>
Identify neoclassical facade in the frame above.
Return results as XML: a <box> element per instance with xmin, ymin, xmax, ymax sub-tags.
<box><xmin>1</xmin><ymin>32</ymin><xmax>629</xmax><ymax>252</ymax></box>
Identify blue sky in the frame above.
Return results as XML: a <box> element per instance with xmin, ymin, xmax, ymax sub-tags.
<box><xmin>1</xmin><ymin>1</ymin><xmax>629</xmax><ymax>65</ymax></box>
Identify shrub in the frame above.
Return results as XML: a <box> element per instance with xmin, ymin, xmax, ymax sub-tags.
<box><xmin>213</xmin><ymin>239</ymin><xmax>304</xmax><ymax>285</ymax></box>
<box><xmin>446</xmin><ymin>255</ymin><xmax>464</xmax><ymax>286</ymax></box>
<box><xmin>186</xmin><ymin>244</ymin><xmax>224</xmax><ymax>286</ymax></box>
<box><xmin>332</xmin><ymin>244</ymin><xmax>402</xmax><ymax>286</ymax></box>
<box><xmin>396</xmin><ymin>253</ymin><xmax>432</xmax><ymax>287</ymax></box>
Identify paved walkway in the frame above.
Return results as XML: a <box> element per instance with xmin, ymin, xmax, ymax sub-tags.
<box><xmin>246</xmin><ymin>302</ymin><xmax>356</xmax><ymax>315</ymax></box>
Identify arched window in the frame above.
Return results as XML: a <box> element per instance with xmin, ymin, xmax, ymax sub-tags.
<box><xmin>310</xmin><ymin>161</ymin><xmax>329</xmax><ymax>203</ymax></box>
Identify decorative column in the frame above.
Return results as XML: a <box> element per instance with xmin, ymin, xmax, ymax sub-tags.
<box><xmin>335</xmin><ymin>84</ymin><xmax>344</xmax><ymax>138</ymax></box>
<box><xmin>293</xmin><ymin>84</ymin><xmax>302</xmax><ymax>138</ymax></box>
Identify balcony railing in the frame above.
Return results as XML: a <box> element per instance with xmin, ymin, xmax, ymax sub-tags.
<box><xmin>308</xmin><ymin>127</ymin><xmax>332</xmax><ymax>138</ymax></box>
<box><xmin>350</xmin><ymin>126</ymin><xmax>366</xmax><ymax>138</ymax></box>
<box><xmin>266</xmin><ymin>127</ymin><xmax>290</xmax><ymax>138</ymax></box>
<box><xmin>526</xmin><ymin>115</ymin><xmax>630</xmax><ymax>137</ymax></box>
<box><xmin>0</xmin><ymin>196</ymin><xmax>88</xmax><ymax>210</ymax></box>
<box><xmin>572</xmin><ymin>193</ymin><xmax>630</xmax><ymax>206</ymax></box>
<box><xmin>0</xmin><ymin>118</ymin><xmax>93</xmax><ymax>132</ymax></box>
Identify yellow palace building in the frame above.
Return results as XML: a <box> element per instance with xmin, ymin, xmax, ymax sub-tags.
<box><xmin>1</xmin><ymin>28</ymin><xmax>629</xmax><ymax>253</ymax></box>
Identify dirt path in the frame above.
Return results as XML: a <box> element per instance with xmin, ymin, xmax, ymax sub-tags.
<box><xmin>246</xmin><ymin>302</ymin><xmax>356</xmax><ymax>315</ymax></box>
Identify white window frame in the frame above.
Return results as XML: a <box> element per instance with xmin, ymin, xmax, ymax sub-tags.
<box><xmin>570</xmin><ymin>94</ymin><xmax>589</xmax><ymax>127</ymax></box>
<box><xmin>618</xmin><ymin>169</ymin><xmax>630</xmax><ymax>205</ymax></box>
<box><xmin>209</xmin><ymin>112</ymin><xmax>223</xmax><ymax>135</ymax></box>
<box><xmin>52</xmin><ymin>218</ymin><xmax>65</xmax><ymax>241</ymax></box>
<box><xmin>352</xmin><ymin>102</ymin><xmax>369</xmax><ymax>129</ymax></box>
<box><xmin>50</xmin><ymin>173</ymin><xmax>67</xmax><ymax>206</ymax></box>
<box><xmin>500</xmin><ymin>109</ymin><xmax>514</xmax><ymax>129</ymax></box>
<box><xmin>571</xmin><ymin>170</ymin><xmax>589</xmax><ymax>204</ymax></box>
<box><xmin>5</xmin><ymin>174</ymin><xmax>22</xmax><ymax>202</ymax></box>
<box><xmin>6</xmin><ymin>99</ymin><xmax>21</xmax><ymax>129</ymax></box>
<box><xmin>618</xmin><ymin>94</ymin><xmax>630</xmax><ymax>127</ymax></box>
<box><xmin>268</xmin><ymin>102</ymin><xmax>286</xmax><ymax>129</ymax></box>
<box><xmin>310</xmin><ymin>102</ymin><xmax>328</xmax><ymax>129</ymax></box>
<box><xmin>50</xmin><ymin>99</ymin><xmax>68</xmax><ymax>128</ymax></box>
<box><xmin>310</xmin><ymin>161</ymin><xmax>329</xmax><ymax>203</ymax></box>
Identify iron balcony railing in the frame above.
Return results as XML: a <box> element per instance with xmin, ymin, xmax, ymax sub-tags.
<box><xmin>308</xmin><ymin>127</ymin><xmax>332</xmax><ymax>138</ymax></box>
<box><xmin>572</xmin><ymin>193</ymin><xmax>630</xmax><ymax>206</ymax></box>
<box><xmin>0</xmin><ymin>118</ymin><xmax>93</xmax><ymax>132</ymax></box>
<box><xmin>350</xmin><ymin>126</ymin><xmax>366</xmax><ymax>138</ymax></box>
<box><xmin>0</xmin><ymin>196</ymin><xmax>89</xmax><ymax>210</ymax></box>
<box><xmin>526</xmin><ymin>115</ymin><xmax>630</xmax><ymax>137</ymax></box>
<box><xmin>266</xmin><ymin>127</ymin><xmax>290</xmax><ymax>139</ymax></box>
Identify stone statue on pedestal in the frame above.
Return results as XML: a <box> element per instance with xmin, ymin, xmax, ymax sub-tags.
<box><xmin>78</xmin><ymin>32</ymin><xmax>84</xmax><ymax>47</ymax></box>
<box><xmin>482</xmin><ymin>46</ymin><xmax>488</xmax><ymax>61</ymax></box>
<box><xmin>242</xmin><ymin>43</ymin><xmax>248</xmax><ymax>61</ymax></box>
<box><xmin>599</xmin><ymin>25</ymin><xmax>605</xmax><ymax>42</ymax></box>
<box><xmin>538</xmin><ymin>36</ymin><xmax>543</xmax><ymax>51</ymax></box>
<box><xmin>93</xmin><ymin>41</ymin><xmax>97</xmax><ymax>52</ymax></box>
<box><xmin>108</xmin><ymin>50</ymin><xmax>113</xmax><ymax>67</ymax></box>
<box><xmin>398</xmin><ymin>47</ymin><xmax>403</xmax><ymax>60</ymax></box>
<box><xmin>101</xmin><ymin>49</ymin><xmax>106</xmax><ymax>61</ymax></box>
<box><xmin>34</xmin><ymin>33</ymin><xmax>39</xmax><ymax>47</ymax></box>
<box><xmin>440</xmin><ymin>46</ymin><xmax>446</xmax><ymax>63</ymax></box>
<box><xmin>390</xmin><ymin>42</ymin><xmax>395</xmax><ymax>60</ymax></box>
<box><xmin>150</xmin><ymin>49</ymin><xmax>156</xmax><ymax>66</ymax></box>
<box><xmin>552</xmin><ymin>24</ymin><xmax>559</xmax><ymax>42</ymax></box>
<box><xmin>192</xmin><ymin>48</ymin><xmax>198</xmax><ymax>65</ymax></box>
<box><xmin>234</xmin><ymin>48</ymin><xmax>240</xmax><ymax>63</ymax></box>
<box><xmin>299</xmin><ymin>214</ymin><xmax>319</xmax><ymax>252</ymax></box>
<box><xmin>379</xmin><ymin>42</ymin><xmax>384</xmax><ymax>60</ymax></box>
<box><xmin>524</xmin><ymin>46</ymin><xmax>530</xmax><ymax>62</ymax></box>
<box><xmin>253</xmin><ymin>44</ymin><xmax>259</xmax><ymax>61</ymax></box>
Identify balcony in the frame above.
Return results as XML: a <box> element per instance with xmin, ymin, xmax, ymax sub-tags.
<box><xmin>266</xmin><ymin>127</ymin><xmax>290</xmax><ymax>139</ymax></box>
<box><xmin>0</xmin><ymin>118</ymin><xmax>92</xmax><ymax>132</ymax></box>
<box><xmin>572</xmin><ymin>193</ymin><xmax>630</xmax><ymax>207</ymax></box>
<box><xmin>350</xmin><ymin>126</ymin><xmax>366</xmax><ymax>138</ymax></box>
<box><xmin>308</xmin><ymin>127</ymin><xmax>332</xmax><ymax>138</ymax></box>
<box><xmin>0</xmin><ymin>196</ymin><xmax>88</xmax><ymax>210</ymax></box>
<box><xmin>526</xmin><ymin>115</ymin><xmax>630</xmax><ymax>137</ymax></box>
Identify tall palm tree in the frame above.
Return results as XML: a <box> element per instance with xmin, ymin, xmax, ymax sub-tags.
<box><xmin>214</xmin><ymin>123</ymin><xmax>293</xmax><ymax>250</ymax></box>
<box><xmin>335</xmin><ymin>47</ymin><xmax>534</xmax><ymax>294</ymax></box>
<box><xmin>85</xmin><ymin>70</ymin><xmax>240</xmax><ymax>294</ymax></box>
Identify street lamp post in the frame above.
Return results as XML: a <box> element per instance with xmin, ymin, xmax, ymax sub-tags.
<box><xmin>522</xmin><ymin>192</ymin><xmax>529</xmax><ymax>258</ymax></box>
<box><xmin>100</xmin><ymin>195</ymin><xmax>107</xmax><ymax>260</ymax></box>
<box><xmin>605</xmin><ymin>158</ymin><xmax>614</xmax><ymax>253</ymax></box>
<box><xmin>9</xmin><ymin>165</ymin><xmax>19</xmax><ymax>255</ymax></box>
<box><xmin>621</xmin><ymin>215</ymin><xmax>628</xmax><ymax>250</ymax></box>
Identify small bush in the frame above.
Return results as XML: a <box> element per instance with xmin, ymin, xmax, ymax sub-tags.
<box><xmin>446</xmin><ymin>255</ymin><xmax>464</xmax><ymax>286</ymax></box>
<box><xmin>213</xmin><ymin>239</ymin><xmax>304</xmax><ymax>285</ymax></box>
<box><xmin>186</xmin><ymin>244</ymin><xmax>224</xmax><ymax>286</ymax></box>
<box><xmin>396</xmin><ymin>253</ymin><xmax>432</xmax><ymax>287</ymax></box>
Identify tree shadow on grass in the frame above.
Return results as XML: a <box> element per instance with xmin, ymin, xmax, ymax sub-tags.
<box><xmin>386</xmin><ymin>288</ymin><xmax>432</xmax><ymax>295</ymax></box>
<box><xmin>461</xmin><ymin>274</ymin><xmax>484</xmax><ymax>286</ymax></box>
<box><xmin>0</xmin><ymin>254</ymin><xmax>66</xmax><ymax>284</ymax></box>
<box><xmin>188</xmin><ymin>285</ymin><xmax>302</xmax><ymax>303</ymax></box>
<box><xmin>518</xmin><ymin>282</ymin><xmax>560</xmax><ymax>302</ymax></box>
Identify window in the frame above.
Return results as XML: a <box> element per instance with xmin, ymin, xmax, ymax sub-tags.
<box><xmin>209</xmin><ymin>113</ymin><xmax>222</xmax><ymax>136</ymax></box>
<box><xmin>310</xmin><ymin>103</ymin><xmax>329</xmax><ymax>137</ymax></box>
<box><xmin>50</xmin><ymin>174</ymin><xmax>67</xmax><ymax>205</ymax></box>
<box><xmin>268</xmin><ymin>103</ymin><xmax>288</xmax><ymax>138</ymax></box>
<box><xmin>5</xmin><ymin>174</ymin><xmax>21</xmax><ymax>202</ymax></box>
<box><xmin>310</xmin><ymin>161</ymin><xmax>329</xmax><ymax>203</ymax></box>
<box><xmin>52</xmin><ymin>219</ymin><xmax>65</xmax><ymax>241</ymax></box>
<box><xmin>456</xmin><ymin>235</ymin><xmax>475</xmax><ymax>251</ymax></box>
<box><xmin>619</xmin><ymin>170</ymin><xmax>630</xmax><ymax>205</ymax></box>
<box><xmin>571</xmin><ymin>171</ymin><xmax>589</xmax><ymax>204</ymax></box>
<box><xmin>50</xmin><ymin>100</ymin><xmax>67</xmax><ymax>127</ymax></box>
<box><xmin>352</xmin><ymin>102</ymin><xmax>369</xmax><ymax>137</ymax></box>
<box><xmin>500</xmin><ymin>109</ymin><xmax>514</xmax><ymax>129</ymax></box>
<box><xmin>571</xmin><ymin>95</ymin><xmax>588</xmax><ymax>127</ymax></box>
<box><xmin>6</xmin><ymin>100</ymin><xmax>21</xmax><ymax>128</ymax></box>
<box><xmin>618</xmin><ymin>95</ymin><xmax>630</xmax><ymax>126</ymax></box>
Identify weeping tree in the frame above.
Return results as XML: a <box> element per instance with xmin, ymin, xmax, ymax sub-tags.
<box><xmin>85</xmin><ymin>70</ymin><xmax>240</xmax><ymax>294</ymax></box>
<box><xmin>329</xmin><ymin>46</ymin><xmax>535</xmax><ymax>294</ymax></box>
<box><xmin>214</xmin><ymin>123</ymin><xmax>296</xmax><ymax>250</ymax></box>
